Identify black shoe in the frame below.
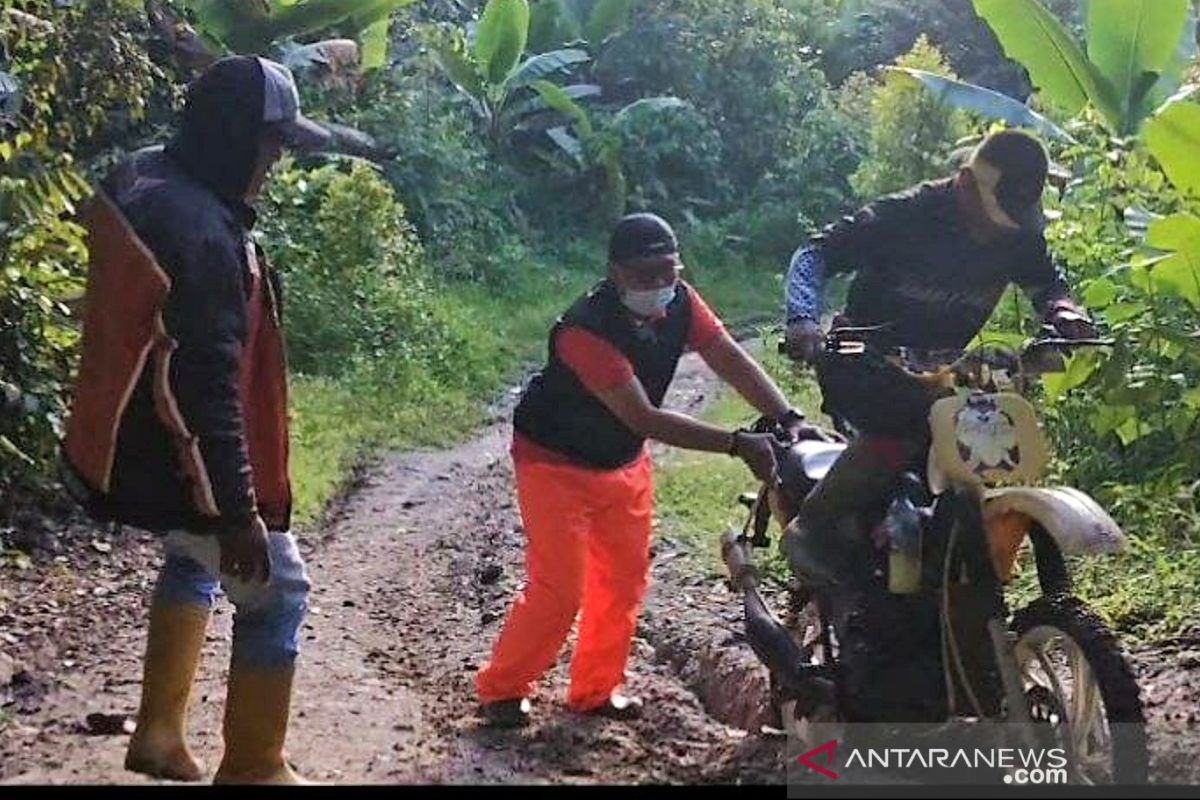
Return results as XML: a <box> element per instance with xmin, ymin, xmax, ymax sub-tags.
<box><xmin>581</xmin><ymin>694</ymin><xmax>643</xmax><ymax>721</ymax></box>
<box><xmin>481</xmin><ymin>697</ymin><xmax>531</xmax><ymax>728</ymax></box>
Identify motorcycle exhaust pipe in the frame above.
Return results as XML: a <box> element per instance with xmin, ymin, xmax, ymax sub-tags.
<box><xmin>721</xmin><ymin>529</ymin><xmax>833</xmax><ymax>707</ymax></box>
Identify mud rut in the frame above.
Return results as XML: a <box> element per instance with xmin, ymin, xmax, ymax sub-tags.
<box><xmin>1</xmin><ymin>354</ymin><xmax>1197</xmax><ymax>784</ymax></box>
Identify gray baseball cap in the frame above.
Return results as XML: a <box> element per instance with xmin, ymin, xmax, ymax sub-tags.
<box><xmin>257</xmin><ymin>56</ymin><xmax>331</xmax><ymax>151</ymax></box>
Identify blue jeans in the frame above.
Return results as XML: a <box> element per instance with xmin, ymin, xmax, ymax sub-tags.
<box><xmin>154</xmin><ymin>531</ymin><xmax>311</xmax><ymax>667</ymax></box>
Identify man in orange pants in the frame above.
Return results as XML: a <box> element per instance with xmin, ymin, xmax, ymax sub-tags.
<box><xmin>475</xmin><ymin>213</ymin><xmax>817</xmax><ymax>726</ymax></box>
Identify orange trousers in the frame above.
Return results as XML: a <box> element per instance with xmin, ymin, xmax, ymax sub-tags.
<box><xmin>475</xmin><ymin>453</ymin><xmax>653</xmax><ymax>712</ymax></box>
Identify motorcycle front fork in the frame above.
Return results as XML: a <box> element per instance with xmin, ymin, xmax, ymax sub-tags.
<box><xmin>946</xmin><ymin>486</ymin><xmax>1039</xmax><ymax>744</ymax></box>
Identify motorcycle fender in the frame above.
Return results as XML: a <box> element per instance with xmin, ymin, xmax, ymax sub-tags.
<box><xmin>983</xmin><ymin>487</ymin><xmax>1126</xmax><ymax>580</ymax></box>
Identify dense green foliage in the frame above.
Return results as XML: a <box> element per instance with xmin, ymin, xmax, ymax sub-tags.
<box><xmin>822</xmin><ymin>0</ymin><xmax>1033</xmax><ymax>94</ymax></box>
<box><xmin>1040</xmin><ymin>123</ymin><xmax>1198</xmax><ymax>485</ymax></box>
<box><xmin>849</xmin><ymin>36</ymin><xmax>970</xmax><ymax>199</ymax></box>
<box><xmin>259</xmin><ymin>160</ymin><xmax>462</xmax><ymax>379</ymax></box>
<box><xmin>596</xmin><ymin>1</ymin><xmax>854</xmax><ymax>219</ymax></box>
<box><xmin>312</xmin><ymin>60</ymin><xmax>530</xmax><ymax>284</ymax></box>
<box><xmin>1</xmin><ymin>0</ymin><xmax>172</xmax><ymax>508</ymax></box>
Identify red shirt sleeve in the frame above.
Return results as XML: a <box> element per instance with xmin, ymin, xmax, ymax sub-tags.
<box><xmin>684</xmin><ymin>284</ymin><xmax>727</xmax><ymax>351</ymax></box>
<box><xmin>556</xmin><ymin>326</ymin><xmax>635</xmax><ymax>394</ymax></box>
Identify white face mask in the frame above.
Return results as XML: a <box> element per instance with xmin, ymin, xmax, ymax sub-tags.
<box><xmin>621</xmin><ymin>284</ymin><xmax>677</xmax><ymax>317</ymax></box>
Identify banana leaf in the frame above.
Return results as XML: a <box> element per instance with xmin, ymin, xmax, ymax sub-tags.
<box><xmin>888</xmin><ymin>67</ymin><xmax>1073</xmax><ymax>142</ymax></box>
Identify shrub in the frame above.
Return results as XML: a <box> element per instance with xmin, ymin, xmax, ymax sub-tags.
<box><xmin>309</xmin><ymin>56</ymin><xmax>531</xmax><ymax>284</ymax></box>
<box><xmin>849</xmin><ymin>36</ymin><xmax>970</xmax><ymax>200</ymax></box>
<box><xmin>613</xmin><ymin>102</ymin><xmax>730</xmax><ymax>223</ymax></box>
<box><xmin>258</xmin><ymin>158</ymin><xmax>470</xmax><ymax>383</ymax></box>
<box><xmin>593</xmin><ymin>0</ymin><xmax>844</xmax><ymax>203</ymax></box>
<box><xmin>1037</xmin><ymin>118</ymin><xmax>1199</xmax><ymax>490</ymax></box>
<box><xmin>1</xmin><ymin>1</ymin><xmax>169</xmax><ymax>506</ymax></box>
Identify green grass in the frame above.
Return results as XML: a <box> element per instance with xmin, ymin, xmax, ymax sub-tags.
<box><xmin>1033</xmin><ymin>485</ymin><xmax>1200</xmax><ymax>644</ymax></box>
<box><xmin>1069</xmin><ymin>543</ymin><xmax>1200</xmax><ymax>643</ymax></box>
<box><xmin>288</xmin><ymin>368</ymin><xmax>484</xmax><ymax>523</ymax></box>
<box><xmin>676</xmin><ymin>223</ymin><xmax>807</xmax><ymax>336</ymax></box>
<box><xmin>680</xmin><ymin>257</ymin><xmax>783</xmax><ymax>333</ymax></box>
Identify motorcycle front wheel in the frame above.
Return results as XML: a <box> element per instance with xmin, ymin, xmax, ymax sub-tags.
<box><xmin>1010</xmin><ymin>594</ymin><xmax>1148</xmax><ymax>784</ymax></box>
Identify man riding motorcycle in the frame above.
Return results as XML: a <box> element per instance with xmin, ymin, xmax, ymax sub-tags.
<box><xmin>781</xmin><ymin>129</ymin><xmax>1097</xmax><ymax>586</ymax></box>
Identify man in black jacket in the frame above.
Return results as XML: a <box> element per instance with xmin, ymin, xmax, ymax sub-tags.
<box><xmin>63</xmin><ymin>56</ymin><xmax>328</xmax><ymax>784</ymax></box>
<box><xmin>780</xmin><ymin>130</ymin><xmax>1096</xmax><ymax>586</ymax></box>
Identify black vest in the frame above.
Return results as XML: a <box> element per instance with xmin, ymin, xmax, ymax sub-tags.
<box><xmin>513</xmin><ymin>280</ymin><xmax>693</xmax><ymax>469</ymax></box>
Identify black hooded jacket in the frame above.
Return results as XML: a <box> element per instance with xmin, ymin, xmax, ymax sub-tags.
<box><xmin>166</xmin><ymin>56</ymin><xmax>265</xmax><ymax>214</ymax></box>
<box><xmin>68</xmin><ymin>56</ymin><xmax>293</xmax><ymax>533</ymax></box>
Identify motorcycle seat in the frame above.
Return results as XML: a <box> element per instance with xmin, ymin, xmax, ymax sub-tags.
<box><xmin>795</xmin><ymin>440</ymin><xmax>847</xmax><ymax>481</ymax></box>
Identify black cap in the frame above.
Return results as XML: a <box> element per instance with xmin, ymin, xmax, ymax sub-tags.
<box><xmin>976</xmin><ymin>130</ymin><xmax>1048</xmax><ymax>231</ymax></box>
<box><xmin>975</xmin><ymin>129</ymin><xmax>1049</xmax><ymax>193</ymax></box>
<box><xmin>609</xmin><ymin>213</ymin><xmax>679</xmax><ymax>263</ymax></box>
<box><xmin>258</xmin><ymin>57</ymin><xmax>332</xmax><ymax>152</ymax></box>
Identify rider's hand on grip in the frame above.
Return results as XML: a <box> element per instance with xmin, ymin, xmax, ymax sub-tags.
<box><xmin>1047</xmin><ymin>308</ymin><xmax>1099</xmax><ymax>340</ymax></box>
<box><xmin>787</xmin><ymin>419</ymin><xmax>842</xmax><ymax>444</ymax></box>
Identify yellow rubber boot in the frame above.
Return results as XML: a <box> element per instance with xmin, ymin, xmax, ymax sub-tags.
<box><xmin>212</xmin><ymin>663</ymin><xmax>308</xmax><ymax>784</ymax></box>
<box><xmin>124</xmin><ymin>603</ymin><xmax>210</xmax><ymax>782</ymax></box>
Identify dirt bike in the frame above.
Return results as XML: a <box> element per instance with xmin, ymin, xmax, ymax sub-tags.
<box><xmin>720</xmin><ymin>328</ymin><xmax>1149</xmax><ymax>784</ymax></box>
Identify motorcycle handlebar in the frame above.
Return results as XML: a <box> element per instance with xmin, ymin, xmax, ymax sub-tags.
<box><xmin>776</xmin><ymin>331</ymin><xmax>1113</xmax><ymax>371</ymax></box>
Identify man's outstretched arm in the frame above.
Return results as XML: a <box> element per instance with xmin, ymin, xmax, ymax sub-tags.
<box><xmin>783</xmin><ymin>197</ymin><xmax>907</xmax><ymax>360</ymax></box>
<box><xmin>786</xmin><ymin>246</ymin><xmax>826</xmax><ymax>325</ymax></box>
<box><xmin>1016</xmin><ymin>238</ymin><xmax>1097</xmax><ymax>339</ymax></box>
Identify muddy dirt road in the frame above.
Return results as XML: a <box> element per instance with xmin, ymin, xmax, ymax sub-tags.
<box><xmin>1</xmin><ymin>354</ymin><xmax>1197</xmax><ymax>784</ymax></box>
<box><xmin>0</xmin><ymin>356</ymin><xmax>786</xmax><ymax>785</ymax></box>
